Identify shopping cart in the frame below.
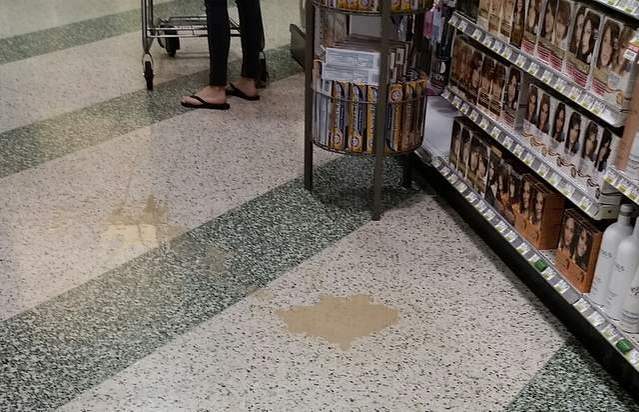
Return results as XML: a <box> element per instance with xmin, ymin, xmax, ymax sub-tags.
<box><xmin>141</xmin><ymin>0</ymin><xmax>269</xmax><ymax>90</ymax></box>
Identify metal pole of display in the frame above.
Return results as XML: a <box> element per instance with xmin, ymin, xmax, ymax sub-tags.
<box><xmin>372</xmin><ymin>0</ymin><xmax>392</xmax><ymax>220</ymax></box>
<box><xmin>303</xmin><ymin>0</ymin><xmax>315</xmax><ymax>191</ymax></box>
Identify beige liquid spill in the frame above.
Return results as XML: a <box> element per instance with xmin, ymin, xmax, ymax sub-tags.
<box><xmin>277</xmin><ymin>294</ymin><xmax>399</xmax><ymax>350</ymax></box>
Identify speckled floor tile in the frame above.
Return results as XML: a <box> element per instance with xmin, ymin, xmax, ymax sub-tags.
<box><xmin>0</xmin><ymin>156</ymin><xmax>411</xmax><ymax>411</ymax></box>
<box><xmin>59</xmin><ymin>194</ymin><xmax>571</xmax><ymax>412</ymax></box>
<box><xmin>0</xmin><ymin>73</ymin><xmax>337</xmax><ymax>322</ymax></box>
<box><xmin>0</xmin><ymin>0</ymin><xmax>298</xmax><ymax>133</ymax></box>
<box><xmin>506</xmin><ymin>338</ymin><xmax>639</xmax><ymax>411</ymax></box>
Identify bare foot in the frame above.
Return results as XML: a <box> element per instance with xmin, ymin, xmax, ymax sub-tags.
<box><xmin>181</xmin><ymin>85</ymin><xmax>227</xmax><ymax>106</ymax></box>
<box><xmin>230</xmin><ymin>77</ymin><xmax>258</xmax><ymax>97</ymax></box>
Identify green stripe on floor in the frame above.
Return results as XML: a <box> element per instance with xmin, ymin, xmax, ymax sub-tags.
<box><xmin>0</xmin><ymin>45</ymin><xmax>300</xmax><ymax>179</ymax></box>
<box><xmin>0</xmin><ymin>156</ymin><xmax>416</xmax><ymax>411</ymax></box>
<box><xmin>0</xmin><ymin>0</ymin><xmax>205</xmax><ymax>65</ymax></box>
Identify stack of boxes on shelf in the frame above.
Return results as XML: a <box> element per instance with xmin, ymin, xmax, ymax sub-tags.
<box><xmin>317</xmin><ymin>0</ymin><xmax>429</xmax><ymax>13</ymax></box>
<box><xmin>312</xmin><ymin>34</ymin><xmax>428</xmax><ymax>153</ymax></box>
<box><xmin>449</xmin><ymin>32</ymin><xmax>624</xmax><ymax>206</ymax></box>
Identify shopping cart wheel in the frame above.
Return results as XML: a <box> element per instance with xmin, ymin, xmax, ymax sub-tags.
<box><xmin>144</xmin><ymin>61</ymin><xmax>154</xmax><ymax>91</ymax></box>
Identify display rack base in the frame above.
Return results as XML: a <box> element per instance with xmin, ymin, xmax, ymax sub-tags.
<box><xmin>409</xmin><ymin>151</ymin><xmax>639</xmax><ymax>399</ymax></box>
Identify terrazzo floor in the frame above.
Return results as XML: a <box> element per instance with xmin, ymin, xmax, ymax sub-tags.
<box><xmin>0</xmin><ymin>1</ymin><xmax>637</xmax><ymax>410</ymax></box>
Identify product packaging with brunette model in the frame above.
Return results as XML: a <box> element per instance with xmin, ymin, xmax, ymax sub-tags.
<box><xmin>522</xmin><ymin>177</ymin><xmax>566</xmax><ymax>249</ymax></box>
<box><xmin>556</xmin><ymin>209</ymin><xmax>604</xmax><ymax>292</ymax></box>
<box><xmin>488</xmin><ymin>0</ymin><xmax>503</xmax><ymax>35</ymax></box>
<box><xmin>522</xmin><ymin>0</ymin><xmax>542</xmax><ymax>54</ymax></box>
<box><xmin>501</xmin><ymin>66</ymin><xmax>529</xmax><ymax>129</ymax></box>
<box><xmin>565</xmin><ymin>8</ymin><xmax>602</xmax><ymax>87</ymax></box>
<box><xmin>536</xmin><ymin>0</ymin><xmax>558</xmax><ymax>64</ymax></box>
<box><xmin>523</xmin><ymin>83</ymin><xmax>540</xmax><ymax>146</ymax></box>
<box><xmin>549</xmin><ymin>0</ymin><xmax>573</xmax><ymax>71</ymax></box>
<box><xmin>489</xmin><ymin>61</ymin><xmax>507</xmax><ymax>119</ymax></box>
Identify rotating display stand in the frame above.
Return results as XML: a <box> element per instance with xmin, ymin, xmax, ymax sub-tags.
<box><xmin>303</xmin><ymin>0</ymin><xmax>430</xmax><ymax>220</ymax></box>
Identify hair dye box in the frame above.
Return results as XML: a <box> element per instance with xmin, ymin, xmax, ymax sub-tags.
<box><xmin>522</xmin><ymin>0</ymin><xmax>542</xmax><ymax>54</ymax></box>
<box><xmin>479</xmin><ymin>0</ymin><xmax>491</xmax><ymax>29</ymax></box>
<box><xmin>458</xmin><ymin>125</ymin><xmax>474</xmax><ymax>178</ymax></box>
<box><xmin>536</xmin><ymin>92</ymin><xmax>554</xmax><ymax>157</ymax></box>
<box><xmin>523</xmin><ymin>83</ymin><xmax>540</xmax><ymax>146</ymax></box>
<box><xmin>565</xmin><ymin>8</ymin><xmax>603</xmax><ymax>87</ymax></box>
<box><xmin>467</xmin><ymin>130</ymin><xmax>490</xmax><ymax>194</ymax></box>
<box><xmin>468</xmin><ymin>50</ymin><xmax>485</xmax><ymax>104</ymax></box>
<box><xmin>510</xmin><ymin>0</ymin><xmax>527</xmax><ymax>47</ymax></box>
<box><xmin>547</xmin><ymin>98</ymin><xmax>568</xmax><ymax>156</ymax></box>
<box><xmin>523</xmin><ymin>180</ymin><xmax>566</xmax><ymax>249</ymax></box>
<box><xmin>478</xmin><ymin>56</ymin><xmax>495</xmax><ymax>111</ymax></box>
<box><xmin>484</xmin><ymin>143</ymin><xmax>504</xmax><ymax>208</ymax></box>
<box><xmin>549</xmin><ymin>0</ymin><xmax>573</xmax><ymax>71</ymax></box>
<box><xmin>489</xmin><ymin>0</ymin><xmax>503</xmax><ymax>35</ymax></box>
<box><xmin>502</xmin><ymin>66</ymin><xmax>529</xmax><ymax>129</ymax></box>
<box><xmin>489</xmin><ymin>61</ymin><xmax>507</xmax><ymax>119</ymax></box>
<box><xmin>516</xmin><ymin>173</ymin><xmax>534</xmax><ymax>232</ymax></box>
<box><xmin>576</xmin><ymin>123</ymin><xmax>622</xmax><ymax>204</ymax></box>
<box><xmin>536</xmin><ymin>0</ymin><xmax>558</xmax><ymax>64</ymax></box>
<box><xmin>450</xmin><ymin>118</ymin><xmax>464</xmax><ymax>170</ymax></box>
<box><xmin>493</xmin><ymin>157</ymin><xmax>513</xmax><ymax>218</ymax></box>
<box><xmin>499</xmin><ymin>0</ymin><xmax>516</xmax><ymax>42</ymax></box>
<box><xmin>575</xmin><ymin>119</ymin><xmax>602</xmax><ymax>182</ymax></box>
<box><xmin>556</xmin><ymin>209</ymin><xmax>604</xmax><ymax>293</ymax></box>
<box><xmin>504</xmin><ymin>162</ymin><xmax>526</xmax><ymax>226</ymax></box>
<box><xmin>592</xmin><ymin>19</ymin><xmax>639</xmax><ymax>109</ymax></box>
<box><xmin>558</xmin><ymin>105</ymin><xmax>585</xmax><ymax>176</ymax></box>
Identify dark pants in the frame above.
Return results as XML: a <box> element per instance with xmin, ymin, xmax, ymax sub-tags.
<box><xmin>205</xmin><ymin>0</ymin><xmax>261</xmax><ymax>86</ymax></box>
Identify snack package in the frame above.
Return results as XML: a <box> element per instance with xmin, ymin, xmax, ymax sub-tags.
<box><xmin>549</xmin><ymin>0</ymin><xmax>573</xmax><ymax>71</ymax></box>
<box><xmin>592</xmin><ymin>19</ymin><xmax>639</xmax><ymax>109</ymax></box>
<box><xmin>478</xmin><ymin>57</ymin><xmax>495</xmax><ymax>111</ymax></box>
<box><xmin>501</xmin><ymin>66</ymin><xmax>528</xmax><ymax>129</ymax></box>
<box><xmin>522</xmin><ymin>0</ymin><xmax>542</xmax><ymax>54</ymax></box>
<box><xmin>536</xmin><ymin>0</ymin><xmax>558</xmax><ymax>64</ymax></box>
<box><xmin>489</xmin><ymin>62</ymin><xmax>507</xmax><ymax>119</ymax></box>
<box><xmin>510</xmin><ymin>0</ymin><xmax>526</xmax><ymax>47</ymax></box>
<box><xmin>523</xmin><ymin>83</ymin><xmax>540</xmax><ymax>145</ymax></box>
<box><xmin>523</xmin><ymin>180</ymin><xmax>566</xmax><ymax>249</ymax></box>
<box><xmin>556</xmin><ymin>209</ymin><xmax>604</xmax><ymax>293</ymax></box>
<box><xmin>565</xmin><ymin>8</ymin><xmax>602</xmax><ymax>87</ymax></box>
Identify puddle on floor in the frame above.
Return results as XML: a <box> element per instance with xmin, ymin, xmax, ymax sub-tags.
<box><xmin>277</xmin><ymin>294</ymin><xmax>399</xmax><ymax>350</ymax></box>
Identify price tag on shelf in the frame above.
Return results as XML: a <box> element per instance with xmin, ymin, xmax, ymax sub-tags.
<box><xmin>502</xmin><ymin>47</ymin><xmax>514</xmax><ymax>60</ymax></box>
<box><xmin>602</xmin><ymin>324</ymin><xmax>620</xmax><ymax>342</ymax></box>
<box><xmin>432</xmin><ymin>157</ymin><xmax>442</xmax><ymax>169</ymax></box>
<box><xmin>537</xmin><ymin>163</ymin><xmax>550</xmax><ymax>178</ymax></box>
<box><xmin>523</xmin><ymin>152</ymin><xmax>535</xmax><ymax>166</ymax></box>
<box><xmin>578</xmin><ymin>197</ymin><xmax>593</xmax><ymax>213</ymax></box>
<box><xmin>502</xmin><ymin>135</ymin><xmax>514</xmax><ymax>149</ymax></box>
<box><xmin>453</xmin><ymin>96</ymin><xmax>462</xmax><ymax>108</ymax></box>
<box><xmin>465</xmin><ymin>191</ymin><xmax>478</xmax><ymax>204</ymax></box>
<box><xmin>560</xmin><ymin>182</ymin><xmax>576</xmax><ymax>198</ymax></box>
<box><xmin>459</xmin><ymin>19</ymin><xmax>468</xmax><ymax>32</ymax></box>
<box><xmin>619</xmin><ymin>181</ymin><xmax>629</xmax><ymax>193</ymax></box>
<box><xmin>549</xmin><ymin>173</ymin><xmax>561</xmax><ymax>187</ymax></box>
<box><xmin>607</xmin><ymin>0</ymin><xmax>619</xmax><ymax>4</ymax></box>
<box><xmin>449</xmin><ymin>174</ymin><xmax>459</xmax><ymax>184</ymax></box>
<box><xmin>441</xmin><ymin>166</ymin><xmax>451</xmax><ymax>176</ymax></box>
<box><xmin>592</xmin><ymin>101</ymin><xmax>605</xmax><ymax>116</ymax></box>
<box><xmin>553</xmin><ymin>278</ymin><xmax>570</xmax><ymax>295</ymax></box>
<box><xmin>628</xmin><ymin>190</ymin><xmax>639</xmax><ymax>202</ymax></box>
<box><xmin>455</xmin><ymin>181</ymin><xmax>468</xmax><ymax>193</ymax></box>
<box><xmin>516</xmin><ymin>242</ymin><xmax>531</xmax><ymax>256</ymax></box>
<box><xmin>604</xmin><ymin>171</ymin><xmax>616</xmax><ymax>185</ymax></box>
<box><xmin>470</xmin><ymin>110</ymin><xmax>480</xmax><ymax>122</ymax></box>
<box><xmin>480</xmin><ymin>118</ymin><xmax>490</xmax><ymax>130</ymax></box>
<box><xmin>528</xmin><ymin>62</ymin><xmax>540</xmax><ymax>76</ymax></box>
<box><xmin>554</xmin><ymin>78</ymin><xmax>567</xmax><ymax>93</ymax></box>
<box><xmin>513</xmin><ymin>144</ymin><xmax>525</xmax><ymax>158</ymax></box>
<box><xmin>495</xmin><ymin>220</ymin><xmax>508</xmax><ymax>233</ymax></box>
<box><xmin>574</xmin><ymin>298</ymin><xmax>591</xmax><ymax>313</ymax></box>
<box><xmin>482</xmin><ymin>36</ymin><xmax>493</xmax><ymax>48</ymax></box>
<box><xmin>586</xmin><ymin>310</ymin><xmax>606</xmax><ymax>328</ymax></box>
<box><xmin>541</xmin><ymin>70</ymin><xmax>553</xmax><ymax>84</ymax></box>
<box><xmin>472</xmin><ymin>28</ymin><xmax>483</xmax><ymax>40</ymax></box>
<box><xmin>541</xmin><ymin>267</ymin><xmax>556</xmax><ymax>281</ymax></box>
<box><xmin>491</xmin><ymin>40</ymin><xmax>502</xmax><ymax>52</ymax></box>
<box><xmin>626</xmin><ymin>349</ymin><xmax>639</xmax><ymax>368</ymax></box>
<box><xmin>449</xmin><ymin>14</ymin><xmax>459</xmax><ymax>25</ymax></box>
<box><xmin>490</xmin><ymin>127</ymin><xmax>502</xmax><ymax>140</ymax></box>
<box><xmin>515</xmin><ymin>54</ymin><xmax>527</xmax><ymax>68</ymax></box>
<box><xmin>569</xmin><ymin>86</ymin><xmax>581</xmax><ymax>101</ymax></box>
<box><xmin>476</xmin><ymin>200</ymin><xmax>487</xmax><ymax>213</ymax></box>
<box><xmin>505</xmin><ymin>230</ymin><xmax>518</xmax><ymax>243</ymax></box>
<box><xmin>484</xmin><ymin>209</ymin><xmax>496</xmax><ymax>221</ymax></box>
<box><xmin>461</xmin><ymin>103</ymin><xmax>470</xmax><ymax>114</ymax></box>
<box><xmin>442</xmin><ymin>89</ymin><xmax>451</xmax><ymax>100</ymax></box>
<box><xmin>579</xmin><ymin>94</ymin><xmax>595</xmax><ymax>110</ymax></box>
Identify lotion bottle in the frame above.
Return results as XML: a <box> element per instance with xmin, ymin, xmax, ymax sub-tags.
<box><xmin>590</xmin><ymin>204</ymin><xmax>635</xmax><ymax>306</ymax></box>
<box><xmin>605</xmin><ymin>218</ymin><xmax>639</xmax><ymax>320</ymax></box>
<box><xmin>621</xmin><ymin>265</ymin><xmax>639</xmax><ymax>333</ymax></box>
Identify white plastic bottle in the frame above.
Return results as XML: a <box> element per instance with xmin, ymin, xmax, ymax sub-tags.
<box><xmin>605</xmin><ymin>219</ymin><xmax>639</xmax><ymax>320</ymax></box>
<box><xmin>626</xmin><ymin>131</ymin><xmax>639</xmax><ymax>179</ymax></box>
<box><xmin>589</xmin><ymin>204</ymin><xmax>635</xmax><ymax>306</ymax></box>
<box><xmin>621</xmin><ymin>265</ymin><xmax>639</xmax><ymax>333</ymax></box>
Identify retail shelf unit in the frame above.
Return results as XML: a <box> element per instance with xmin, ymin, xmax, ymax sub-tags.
<box><xmin>606</xmin><ymin>167</ymin><xmax>639</xmax><ymax>206</ymax></box>
<box><xmin>303</xmin><ymin>0</ymin><xmax>428</xmax><ymax>220</ymax></box>
<box><xmin>448</xmin><ymin>13</ymin><xmax>628</xmax><ymax>128</ymax></box>
<box><xmin>416</xmin><ymin>145</ymin><xmax>639</xmax><ymax>378</ymax></box>
<box><xmin>441</xmin><ymin>88</ymin><xmax>619</xmax><ymax>220</ymax></box>
<box><xmin>594</xmin><ymin>0</ymin><xmax>639</xmax><ymax>19</ymax></box>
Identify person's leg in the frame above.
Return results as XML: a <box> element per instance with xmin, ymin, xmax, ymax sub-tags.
<box><xmin>231</xmin><ymin>0</ymin><xmax>261</xmax><ymax>97</ymax></box>
<box><xmin>181</xmin><ymin>0</ymin><xmax>230</xmax><ymax>106</ymax></box>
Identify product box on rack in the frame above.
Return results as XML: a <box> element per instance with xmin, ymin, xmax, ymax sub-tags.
<box><xmin>459</xmin><ymin>126</ymin><xmax>474</xmax><ymax>177</ymax></box>
<box><xmin>479</xmin><ymin>0</ymin><xmax>491</xmax><ymax>29</ymax></box>
<box><xmin>366</xmin><ymin>85</ymin><xmax>378</xmax><ymax>153</ymax></box>
<box><xmin>349</xmin><ymin>83</ymin><xmax>367</xmax><ymax>153</ymax></box>
<box><xmin>450</xmin><ymin>119</ymin><xmax>464</xmax><ymax>169</ymax></box>
<box><xmin>548</xmin><ymin>0</ymin><xmax>573</xmax><ymax>71</ymax></box>
<box><xmin>485</xmin><ymin>143</ymin><xmax>504</xmax><ymax>208</ymax></box>
<box><xmin>548</xmin><ymin>99</ymin><xmax>567</xmax><ymax>156</ymax></box>
<box><xmin>523</xmin><ymin>83</ymin><xmax>540</xmax><ymax>145</ymax></box>
<box><xmin>515</xmin><ymin>172</ymin><xmax>533</xmax><ymax>232</ymax></box>
<box><xmin>536</xmin><ymin>0</ymin><xmax>557</xmax><ymax>64</ymax></box>
<box><xmin>331</xmin><ymin>81</ymin><xmax>349</xmax><ymax>151</ymax></box>
<box><xmin>468</xmin><ymin>50</ymin><xmax>484</xmax><ymax>104</ymax></box>
<box><xmin>510</xmin><ymin>0</ymin><xmax>526</xmax><ymax>47</ymax></box>
<box><xmin>505</xmin><ymin>163</ymin><xmax>526</xmax><ymax>226</ymax></box>
<box><xmin>489</xmin><ymin>62</ymin><xmax>507</xmax><ymax>118</ymax></box>
<box><xmin>386</xmin><ymin>84</ymin><xmax>404</xmax><ymax>151</ymax></box>
<box><xmin>493</xmin><ymin>155</ymin><xmax>515</xmax><ymax>219</ymax></box>
<box><xmin>558</xmin><ymin>105</ymin><xmax>584</xmax><ymax>176</ymax></box>
<box><xmin>522</xmin><ymin>0</ymin><xmax>542</xmax><ymax>54</ymax></box>
<box><xmin>489</xmin><ymin>0</ymin><xmax>503</xmax><ymax>35</ymax></box>
<box><xmin>592</xmin><ymin>19</ymin><xmax>639</xmax><ymax>109</ymax></box>
<box><xmin>499</xmin><ymin>0</ymin><xmax>516</xmax><ymax>42</ymax></box>
<box><xmin>533</xmin><ymin>91</ymin><xmax>552</xmax><ymax>154</ymax></box>
<box><xmin>523</xmin><ymin>178</ymin><xmax>566</xmax><ymax>249</ymax></box>
<box><xmin>556</xmin><ymin>209</ymin><xmax>604</xmax><ymax>293</ymax></box>
<box><xmin>401</xmin><ymin>81</ymin><xmax>417</xmax><ymax>151</ymax></box>
<box><xmin>565</xmin><ymin>8</ymin><xmax>602</xmax><ymax>87</ymax></box>
<box><xmin>575</xmin><ymin>119</ymin><xmax>602</xmax><ymax>181</ymax></box>
<box><xmin>502</xmin><ymin>66</ymin><xmax>528</xmax><ymax>129</ymax></box>
<box><xmin>325</xmin><ymin>47</ymin><xmax>380</xmax><ymax>71</ymax></box>
<box><xmin>478</xmin><ymin>57</ymin><xmax>495</xmax><ymax>111</ymax></box>
<box><xmin>468</xmin><ymin>131</ymin><xmax>491</xmax><ymax>194</ymax></box>
<box><xmin>458</xmin><ymin>0</ymin><xmax>479</xmax><ymax>22</ymax></box>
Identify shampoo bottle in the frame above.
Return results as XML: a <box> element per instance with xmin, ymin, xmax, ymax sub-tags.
<box><xmin>605</xmin><ymin>218</ymin><xmax>639</xmax><ymax>320</ymax></box>
<box><xmin>621</xmin><ymin>265</ymin><xmax>639</xmax><ymax>333</ymax></box>
<box><xmin>590</xmin><ymin>204</ymin><xmax>635</xmax><ymax>306</ymax></box>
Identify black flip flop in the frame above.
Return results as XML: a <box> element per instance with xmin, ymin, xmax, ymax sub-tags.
<box><xmin>181</xmin><ymin>95</ymin><xmax>230</xmax><ymax>110</ymax></box>
<box><xmin>226</xmin><ymin>83</ymin><xmax>260</xmax><ymax>101</ymax></box>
